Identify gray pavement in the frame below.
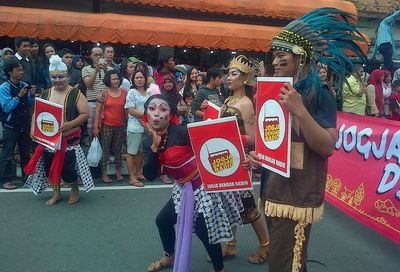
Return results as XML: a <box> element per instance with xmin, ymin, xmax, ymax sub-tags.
<box><xmin>0</xmin><ymin>182</ymin><xmax>399</xmax><ymax>272</ymax></box>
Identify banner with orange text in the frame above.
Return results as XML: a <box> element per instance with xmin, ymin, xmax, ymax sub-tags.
<box><xmin>326</xmin><ymin>112</ymin><xmax>400</xmax><ymax>244</ymax></box>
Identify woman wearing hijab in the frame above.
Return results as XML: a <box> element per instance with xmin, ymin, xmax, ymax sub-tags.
<box><xmin>366</xmin><ymin>69</ymin><xmax>385</xmax><ymax>117</ymax></box>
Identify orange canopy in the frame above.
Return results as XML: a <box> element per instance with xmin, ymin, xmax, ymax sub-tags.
<box><xmin>106</xmin><ymin>0</ymin><xmax>357</xmax><ymax>19</ymax></box>
<box><xmin>0</xmin><ymin>6</ymin><xmax>281</xmax><ymax>52</ymax></box>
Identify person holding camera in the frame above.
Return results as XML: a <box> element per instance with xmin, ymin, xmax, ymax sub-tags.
<box><xmin>82</xmin><ymin>46</ymin><xmax>113</xmax><ymax>139</ymax></box>
<box><xmin>0</xmin><ymin>58</ymin><xmax>36</xmax><ymax>190</ymax></box>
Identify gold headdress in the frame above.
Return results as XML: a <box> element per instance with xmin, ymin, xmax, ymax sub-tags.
<box><xmin>228</xmin><ymin>55</ymin><xmax>260</xmax><ymax>86</ymax></box>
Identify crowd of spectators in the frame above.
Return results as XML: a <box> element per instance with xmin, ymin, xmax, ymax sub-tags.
<box><xmin>0</xmin><ymin>28</ymin><xmax>399</xmax><ymax>190</ymax></box>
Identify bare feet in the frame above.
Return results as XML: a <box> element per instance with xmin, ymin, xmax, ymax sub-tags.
<box><xmin>101</xmin><ymin>174</ymin><xmax>112</xmax><ymax>183</ymax></box>
<box><xmin>68</xmin><ymin>185</ymin><xmax>80</xmax><ymax>204</ymax></box>
<box><xmin>46</xmin><ymin>193</ymin><xmax>62</xmax><ymax>206</ymax></box>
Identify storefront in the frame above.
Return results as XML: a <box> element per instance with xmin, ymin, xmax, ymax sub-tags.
<box><xmin>0</xmin><ymin>0</ymin><xmax>358</xmax><ymax>67</ymax></box>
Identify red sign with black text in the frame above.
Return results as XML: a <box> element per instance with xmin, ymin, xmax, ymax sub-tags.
<box><xmin>188</xmin><ymin>116</ymin><xmax>252</xmax><ymax>192</ymax></box>
<box><xmin>256</xmin><ymin>77</ymin><xmax>292</xmax><ymax>177</ymax></box>
<box><xmin>33</xmin><ymin>98</ymin><xmax>64</xmax><ymax>150</ymax></box>
<box><xmin>327</xmin><ymin>112</ymin><xmax>400</xmax><ymax>244</ymax></box>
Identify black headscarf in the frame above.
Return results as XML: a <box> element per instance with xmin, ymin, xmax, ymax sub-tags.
<box><xmin>161</xmin><ymin>75</ymin><xmax>181</xmax><ymax>107</ymax></box>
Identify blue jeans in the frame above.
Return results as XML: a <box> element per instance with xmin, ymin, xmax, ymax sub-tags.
<box><xmin>0</xmin><ymin>126</ymin><xmax>31</xmax><ymax>184</ymax></box>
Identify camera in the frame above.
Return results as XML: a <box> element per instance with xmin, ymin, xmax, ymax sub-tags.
<box><xmin>25</xmin><ymin>85</ymin><xmax>32</xmax><ymax>90</ymax></box>
<box><xmin>99</xmin><ymin>58</ymin><xmax>106</xmax><ymax>65</ymax></box>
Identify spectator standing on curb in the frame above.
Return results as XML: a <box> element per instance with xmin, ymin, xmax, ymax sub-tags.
<box><xmin>0</xmin><ymin>58</ymin><xmax>36</xmax><ymax>190</ymax></box>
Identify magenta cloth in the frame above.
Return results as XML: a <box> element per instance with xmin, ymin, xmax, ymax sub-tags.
<box><xmin>327</xmin><ymin>112</ymin><xmax>400</xmax><ymax>244</ymax></box>
<box><xmin>173</xmin><ymin>182</ymin><xmax>195</xmax><ymax>272</ymax></box>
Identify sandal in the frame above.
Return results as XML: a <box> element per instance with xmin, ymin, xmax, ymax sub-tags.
<box><xmin>2</xmin><ymin>182</ymin><xmax>17</xmax><ymax>190</ymax></box>
<box><xmin>116</xmin><ymin>176</ymin><xmax>124</xmax><ymax>182</ymax></box>
<box><xmin>222</xmin><ymin>241</ymin><xmax>237</xmax><ymax>259</ymax></box>
<box><xmin>147</xmin><ymin>257</ymin><xmax>173</xmax><ymax>272</ymax></box>
<box><xmin>136</xmin><ymin>175</ymin><xmax>147</xmax><ymax>182</ymax></box>
<box><xmin>247</xmin><ymin>241</ymin><xmax>269</xmax><ymax>264</ymax></box>
<box><xmin>101</xmin><ymin>175</ymin><xmax>112</xmax><ymax>183</ymax></box>
<box><xmin>160</xmin><ymin>175</ymin><xmax>172</xmax><ymax>184</ymax></box>
<box><xmin>129</xmin><ymin>181</ymin><xmax>144</xmax><ymax>187</ymax></box>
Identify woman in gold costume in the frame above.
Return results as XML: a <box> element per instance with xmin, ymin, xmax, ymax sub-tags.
<box><xmin>219</xmin><ymin>55</ymin><xmax>269</xmax><ymax>264</ymax></box>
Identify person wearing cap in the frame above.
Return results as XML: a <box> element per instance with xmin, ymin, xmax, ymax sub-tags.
<box><xmin>0</xmin><ymin>47</ymin><xmax>15</xmax><ymax>84</ymax></box>
<box><xmin>0</xmin><ymin>47</ymin><xmax>14</xmax><ymax>67</ymax></box>
<box><xmin>24</xmin><ymin>55</ymin><xmax>94</xmax><ymax>205</ymax></box>
<box><xmin>247</xmin><ymin>8</ymin><xmax>366</xmax><ymax>272</ymax></box>
<box><xmin>389</xmin><ymin>80</ymin><xmax>400</xmax><ymax>121</ymax></box>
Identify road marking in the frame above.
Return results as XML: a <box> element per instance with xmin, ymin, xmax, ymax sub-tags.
<box><xmin>0</xmin><ymin>182</ymin><xmax>260</xmax><ymax>193</ymax></box>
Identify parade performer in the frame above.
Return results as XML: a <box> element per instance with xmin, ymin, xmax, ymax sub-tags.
<box><xmin>25</xmin><ymin>55</ymin><xmax>94</xmax><ymax>205</ymax></box>
<box><xmin>219</xmin><ymin>55</ymin><xmax>269</xmax><ymax>264</ymax></box>
<box><xmin>143</xmin><ymin>94</ymin><xmax>243</xmax><ymax>272</ymax></box>
<box><xmin>248</xmin><ymin>8</ymin><xmax>365</xmax><ymax>272</ymax></box>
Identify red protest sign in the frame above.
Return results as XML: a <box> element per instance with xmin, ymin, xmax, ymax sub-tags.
<box><xmin>188</xmin><ymin>116</ymin><xmax>252</xmax><ymax>192</ymax></box>
<box><xmin>204</xmin><ymin>101</ymin><xmax>220</xmax><ymax>120</ymax></box>
<box><xmin>33</xmin><ymin>98</ymin><xmax>64</xmax><ymax>150</ymax></box>
<box><xmin>256</xmin><ymin>77</ymin><xmax>292</xmax><ymax>177</ymax></box>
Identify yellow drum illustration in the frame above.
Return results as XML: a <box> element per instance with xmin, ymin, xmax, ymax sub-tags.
<box><xmin>263</xmin><ymin>116</ymin><xmax>280</xmax><ymax>142</ymax></box>
<box><xmin>208</xmin><ymin>149</ymin><xmax>234</xmax><ymax>173</ymax></box>
<box><xmin>41</xmin><ymin>118</ymin><xmax>55</xmax><ymax>133</ymax></box>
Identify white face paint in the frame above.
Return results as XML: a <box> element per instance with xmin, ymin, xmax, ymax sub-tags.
<box><xmin>50</xmin><ymin>72</ymin><xmax>69</xmax><ymax>91</ymax></box>
<box><xmin>146</xmin><ymin>98</ymin><xmax>171</xmax><ymax>131</ymax></box>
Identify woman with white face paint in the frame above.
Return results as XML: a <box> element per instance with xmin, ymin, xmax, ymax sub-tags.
<box><xmin>142</xmin><ymin>94</ymin><xmax>243</xmax><ymax>272</ymax></box>
<box><xmin>219</xmin><ymin>55</ymin><xmax>269</xmax><ymax>264</ymax></box>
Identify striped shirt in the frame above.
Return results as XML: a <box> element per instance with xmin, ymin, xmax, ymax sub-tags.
<box><xmin>81</xmin><ymin>65</ymin><xmax>113</xmax><ymax>102</ymax></box>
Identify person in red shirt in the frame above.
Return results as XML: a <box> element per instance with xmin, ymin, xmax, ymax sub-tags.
<box><xmin>93</xmin><ymin>70</ymin><xmax>127</xmax><ymax>183</ymax></box>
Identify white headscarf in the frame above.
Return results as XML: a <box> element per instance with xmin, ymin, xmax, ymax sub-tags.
<box><xmin>49</xmin><ymin>55</ymin><xmax>67</xmax><ymax>73</ymax></box>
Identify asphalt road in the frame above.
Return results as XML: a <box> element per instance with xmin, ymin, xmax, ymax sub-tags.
<box><xmin>0</xmin><ymin>181</ymin><xmax>399</xmax><ymax>272</ymax></box>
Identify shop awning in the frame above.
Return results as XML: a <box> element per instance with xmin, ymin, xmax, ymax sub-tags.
<box><xmin>0</xmin><ymin>6</ymin><xmax>281</xmax><ymax>52</ymax></box>
<box><xmin>105</xmin><ymin>0</ymin><xmax>357</xmax><ymax>19</ymax></box>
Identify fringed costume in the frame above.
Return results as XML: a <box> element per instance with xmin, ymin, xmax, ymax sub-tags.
<box><xmin>264</xmin><ymin>8</ymin><xmax>366</xmax><ymax>272</ymax></box>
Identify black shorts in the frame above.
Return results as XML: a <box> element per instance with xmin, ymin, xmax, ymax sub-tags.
<box><xmin>44</xmin><ymin>149</ymin><xmax>78</xmax><ymax>183</ymax></box>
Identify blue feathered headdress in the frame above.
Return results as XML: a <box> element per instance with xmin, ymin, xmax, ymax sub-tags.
<box><xmin>271</xmin><ymin>8</ymin><xmax>367</xmax><ymax>103</ymax></box>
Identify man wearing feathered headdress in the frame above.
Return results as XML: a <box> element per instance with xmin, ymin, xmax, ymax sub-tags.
<box><xmin>249</xmin><ymin>8</ymin><xmax>366</xmax><ymax>272</ymax></box>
